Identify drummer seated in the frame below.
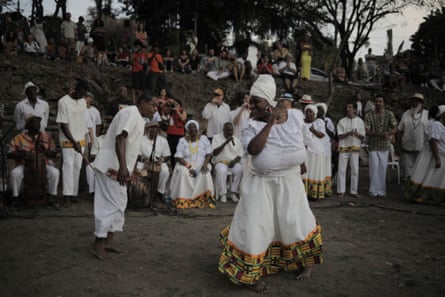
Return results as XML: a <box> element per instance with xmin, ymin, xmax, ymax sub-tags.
<box><xmin>211</xmin><ymin>122</ymin><xmax>243</xmax><ymax>203</ymax></box>
<box><xmin>139</xmin><ymin>121</ymin><xmax>172</xmax><ymax>201</ymax></box>
<box><xmin>7</xmin><ymin>114</ymin><xmax>59</xmax><ymax>204</ymax></box>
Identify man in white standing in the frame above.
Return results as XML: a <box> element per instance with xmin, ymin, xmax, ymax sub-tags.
<box><xmin>396</xmin><ymin>93</ymin><xmax>429</xmax><ymax>181</ymax></box>
<box><xmin>14</xmin><ymin>81</ymin><xmax>49</xmax><ymax>132</ymax></box>
<box><xmin>212</xmin><ymin>122</ymin><xmax>243</xmax><ymax>203</ymax></box>
<box><xmin>56</xmin><ymin>80</ymin><xmax>89</xmax><ymax>203</ymax></box>
<box><xmin>229</xmin><ymin>92</ymin><xmax>250</xmax><ymax>139</ymax></box>
<box><xmin>201</xmin><ymin>88</ymin><xmax>231</xmax><ymax>141</ymax></box>
<box><xmin>92</xmin><ymin>94</ymin><xmax>156</xmax><ymax>260</ymax></box>
<box><xmin>336</xmin><ymin>102</ymin><xmax>366</xmax><ymax>197</ymax></box>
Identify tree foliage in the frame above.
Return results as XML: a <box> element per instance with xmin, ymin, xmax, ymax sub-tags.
<box><xmin>410</xmin><ymin>7</ymin><xmax>445</xmax><ymax>62</ymax></box>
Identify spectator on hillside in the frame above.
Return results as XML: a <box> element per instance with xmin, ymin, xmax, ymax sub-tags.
<box><xmin>60</xmin><ymin>13</ymin><xmax>76</xmax><ymax>57</ymax></box>
<box><xmin>352</xmin><ymin>91</ymin><xmax>363</xmax><ymax>118</ymax></box>
<box><xmin>190</xmin><ymin>48</ymin><xmax>201</xmax><ymax>72</ymax></box>
<box><xmin>207</xmin><ymin>49</ymin><xmax>230</xmax><ymax>81</ymax></box>
<box><xmin>257</xmin><ymin>55</ymin><xmax>273</xmax><ymax>75</ymax></box>
<box><xmin>333</xmin><ymin>62</ymin><xmax>348</xmax><ymax>84</ymax></box>
<box><xmin>163</xmin><ymin>49</ymin><xmax>175</xmax><ymax>72</ymax></box>
<box><xmin>355</xmin><ymin>58</ymin><xmax>368</xmax><ymax>81</ymax></box>
<box><xmin>44</xmin><ymin>37</ymin><xmax>57</xmax><ymax>60</ymax></box>
<box><xmin>383</xmin><ymin>63</ymin><xmax>404</xmax><ymax>91</ymax></box>
<box><xmin>79</xmin><ymin>38</ymin><xmax>96</xmax><ymax>64</ymax></box>
<box><xmin>23</xmin><ymin>34</ymin><xmax>41</xmax><ymax>57</ymax></box>
<box><xmin>177</xmin><ymin>49</ymin><xmax>192</xmax><ymax>73</ymax></box>
<box><xmin>200</xmin><ymin>48</ymin><xmax>218</xmax><ymax>73</ymax></box>
<box><xmin>278</xmin><ymin>54</ymin><xmax>298</xmax><ymax>92</ymax></box>
<box><xmin>135</xmin><ymin>23</ymin><xmax>148</xmax><ymax>47</ymax></box>
<box><xmin>131</xmin><ymin>43</ymin><xmax>146</xmax><ymax>101</ymax></box>
<box><xmin>229</xmin><ymin>53</ymin><xmax>246</xmax><ymax>83</ymax></box>
<box><xmin>75</xmin><ymin>16</ymin><xmax>87</xmax><ymax>55</ymax></box>
<box><xmin>3</xmin><ymin>31</ymin><xmax>18</xmax><ymax>56</ymax></box>
<box><xmin>29</xmin><ymin>19</ymin><xmax>47</xmax><ymax>54</ymax></box>
<box><xmin>115</xmin><ymin>45</ymin><xmax>130</xmax><ymax>67</ymax></box>
<box><xmin>299</xmin><ymin>33</ymin><xmax>313</xmax><ymax>80</ymax></box>
<box><xmin>147</xmin><ymin>43</ymin><xmax>168</xmax><ymax>94</ymax></box>
<box><xmin>201</xmin><ymin>88</ymin><xmax>231</xmax><ymax>141</ymax></box>
<box><xmin>365</xmin><ymin>48</ymin><xmax>377</xmax><ymax>81</ymax></box>
<box><xmin>272</xmin><ymin>40</ymin><xmax>288</xmax><ymax>64</ymax></box>
<box><xmin>91</xmin><ymin>16</ymin><xmax>106</xmax><ymax>62</ymax></box>
<box><xmin>57</xmin><ymin>39</ymin><xmax>69</xmax><ymax>61</ymax></box>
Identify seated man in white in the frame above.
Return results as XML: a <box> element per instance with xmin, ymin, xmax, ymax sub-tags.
<box><xmin>139</xmin><ymin>121</ymin><xmax>171</xmax><ymax>200</ymax></box>
<box><xmin>212</xmin><ymin>122</ymin><xmax>243</xmax><ymax>203</ymax></box>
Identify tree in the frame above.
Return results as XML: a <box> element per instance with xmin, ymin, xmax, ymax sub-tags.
<box><xmin>410</xmin><ymin>7</ymin><xmax>445</xmax><ymax>63</ymax></box>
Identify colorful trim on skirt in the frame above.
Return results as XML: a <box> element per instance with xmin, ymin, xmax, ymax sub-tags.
<box><xmin>218</xmin><ymin>224</ymin><xmax>323</xmax><ymax>285</ymax></box>
<box><xmin>172</xmin><ymin>190</ymin><xmax>216</xmax><ymax>209</ymax></box>
<box><xmin>405</xmin><ymin>181</ymin><xmax>445</xmax><ymax>205</ymax></box>
<box><xmin>304</xmin><ymin>177</ymin><xmax>332</xmax><ymax>200</ymax></box>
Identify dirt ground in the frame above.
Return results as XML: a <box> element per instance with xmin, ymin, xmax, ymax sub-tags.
<box><xmin>1</xmin><ymin>167</ymin><xmax>445</xmax><ymax>297</ymax></box>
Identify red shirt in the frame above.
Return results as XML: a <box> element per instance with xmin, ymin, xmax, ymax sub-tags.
<box><xmin>166</xmin><ymin>110</ymin><xmax>185</xmax><ymax>136</ymax></box>
<box><xmin>132</xmin><ymin>51</ymin><xmax>146</xmax><ymax>73</ymax></box>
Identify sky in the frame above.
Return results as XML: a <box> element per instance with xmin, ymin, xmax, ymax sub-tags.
<box><xmin>7</xmin><ymin>0</ymin><xmax>432</xmax><ymax>57</ymax></box>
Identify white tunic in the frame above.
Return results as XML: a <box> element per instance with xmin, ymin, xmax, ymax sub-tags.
<box><xmin>398</xmin><ymin>109</ymin><xmax>429</xmax><ymax>152</ymax></box>
<box><xmin>94</xmin><ymin>106</ymin><xmax>145</xmax><ymax>174</ymax></box>
<box><xmin>337</xmin><ymin>116</ymin><xmax>366</xmax><ymax>151</ymax></box>
<box><xmin>14</xmin><ymin>98</ymin><xmax>49</xmax><ymax>131</ymax></box>
<box><xmin>201</xmin><ymin>102</ymin><xmax>231</xmax><ymax>138</ymax></box>
<box><xmin>211</xmin><ymin>133</ymin><xmax>243</xmax><ymax>164</ymax></box>
<box><xmin>140</xmin><ymin>135</ymin><xmax>171</xmax><ymax>160</ymax></box>
<box><xmin>56</xmin><ymin>95</ymin><xmax>88</xmax><ymax>142</ymax></box>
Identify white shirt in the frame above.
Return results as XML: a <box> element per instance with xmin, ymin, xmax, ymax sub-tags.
<box><xmin>398</xmin><ymin>109</ymin><xmax>429</xmax><ymax>152</ymax></box>
<box><xmin>60</xmin><ymin>20</ymin><xmax>76</xmax><ymax>39</ymax></box>
<box><xmin>211</xmin><ymin>133</ymin><xmax>243</xmax><ymax>164</ymax></box>
<box><xmin>56</xmin><ymin>94</ymin><xmax>88</xmax><ymax>142</ymax></box>
<box><xmin>229</xmin><ymin>106</ymin><xmax>250</xmax><ymax>139</ymax></box>
<box><xmin>201</xmin><ymin>102</ymin><xmax>231</xmax><ymax>138</ymax></box>
<box><xmin>302</xmin><ymin>118</ymin><xmax>326</xmax><ymax>154</ymax></box>
<box><xmin>242</xmin><ymin>109</ymin><xmax>306</xmax><ymax>173</ymax></box>
<box><xmin>87</xmin><ymin>105</ymin><xmax>102</xmax><ymax>142</ymax></box>
<box><xmin>175</xmin><ymin>135</ymin><xmax>212</xmax><ymax>168</ymax></box>
<box><xmin>337</xmin><ymin>116</ymin><xmax>366</xmax><ymax>151</ymax></box>
<box><xmin>140</xmin><ymin>134</ymin><xmax>171</xmax><ymax>160</ymax></box>
<box><xmin>94</xmin><ymin>106</ymin><xmax>145</xmax><ymax>174</ymax></box>
<box><xmin>14</xmin><ymin>98</ymin><xmax>49</xmax><ymax>131</ymax></box>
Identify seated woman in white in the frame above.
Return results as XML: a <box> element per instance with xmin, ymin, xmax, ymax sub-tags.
<box><xmin>169</xmin><ymin>120</ymin><xmax>215</xmax><ymax>209</ymax></box>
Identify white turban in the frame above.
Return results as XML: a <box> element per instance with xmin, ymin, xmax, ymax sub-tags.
<box><xmin>250</xmin><ymin>74</ymin><xmax>277</xmax><ymax>107</ymax></box>
<box><xmin>185</xmin><ymin>120</ymin><xmax>199</xmax><ymax>131</ymax></box>
<box><xmin>304</xmin><ymin>104</ymin><xmax>318</xmax><ymax>116</ymax></box>
<box><xmin>316</xmin><ymin>103</ymin><xmax>328</xmax><ymax>115</ymax></box>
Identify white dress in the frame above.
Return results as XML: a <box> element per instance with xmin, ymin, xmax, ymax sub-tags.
<box><xmin>218</xmin><ymin>109</ymin><xmax>323</xmax><ymax>285</ymax></box>
<box><xmin>169</xmin><ymin>135</ymin><xmax>215</xmax><ymax>208</ymax></box>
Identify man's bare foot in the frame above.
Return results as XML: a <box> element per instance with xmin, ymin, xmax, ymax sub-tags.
<box><xmin>295</xmin><ymin>266</ymin><xmax>312</xmax><ymax>281</ymax></box>
<box><xmin>92</xmin><ymin>239</ymin><xmax>106</xmax><ymax>260</ymax></box>
<box><xmin>245</xmin><ymin>281</ymin><xmax>269</xmax><ymax>294</ymax></box>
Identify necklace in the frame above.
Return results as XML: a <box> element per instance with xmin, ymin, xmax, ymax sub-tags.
<box><xmin>188</xmin><ymin>140</ymin><xmax>199</xmax><ymax>155</ymax></box>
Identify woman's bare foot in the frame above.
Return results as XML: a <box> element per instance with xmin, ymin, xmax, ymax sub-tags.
<box><xmin>295</xmin><ymin>266</ymin><xmax>312</xmax><ymax>281</ymax></box>
<box><xmin>245</xmin><ymin>281</ymin><xmax>270</xmax><ymax>294</ymax></box>
<box><xmin>104</xmin><ymin>245</ymin><xmax>124</xmax><ymax>254</ymax></box>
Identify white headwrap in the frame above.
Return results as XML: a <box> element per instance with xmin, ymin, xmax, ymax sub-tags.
<box><xmin>250</xmin><ymin>74</ymin><xmax>277</xmax><ymax>107</ymax></box>
<box><xmin>316</xmin><ymin>103</ymin><xmax>328</xmax><ymax>115</ymax></box>
<box><xmin>23</xmin><ymin>81</ymin><xmax>39</xmax><ymax>94</ymax></box>
<box><xmin>304</xmin><ymin>104</ymin><xmax>318</xmax><ymax>116</ymax></box>
<box><xmin>185</xmin><ymin>120</ymin><xmax>199</xmax><ymax>131</ymax></box>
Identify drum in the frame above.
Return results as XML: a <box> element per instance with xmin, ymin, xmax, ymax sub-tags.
<box><xmin>23</xmin><ymin>152</ymin><xmax>47</xmax><ymax>207</ymax></box>
<box><xmin>127</xmin><ymin>168</ymin><xmax>160</xmax><ymax>209</ymax></box>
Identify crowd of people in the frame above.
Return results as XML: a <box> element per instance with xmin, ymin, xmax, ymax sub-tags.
<box><xmin>2</xmin><ymin>12</ymin><xmax>445</xmax><ymax>294</ymax></box>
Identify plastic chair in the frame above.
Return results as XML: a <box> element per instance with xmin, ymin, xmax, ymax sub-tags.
<box><xmin>387</xmin><ymin>144</ymin><xmax>400</xmax><ymax>184</ymax></box>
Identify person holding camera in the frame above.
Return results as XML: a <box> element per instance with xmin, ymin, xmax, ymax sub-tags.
<box><xmin>147</xmin><ymin>43</ymin><xmax>169</xmax><ymax>94</ymax></box>
<box><xmin>201</xmin><ymin>88</ymin><xmax>231</xmax><ymax>142</ymax></box>
<box><xmin>159</xmin><ymin>98</ymin><xmax>187</xmax><ymax>166</ymax></box>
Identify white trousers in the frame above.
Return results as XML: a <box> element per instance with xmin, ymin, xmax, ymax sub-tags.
<box><xmin>337</xmin><ymin>151</ymin><xmax>359</xmax><ymax>195</ymax></box>
<box><xmin>86</xmin><ymin>164</ymin><xmax>96</xmax><ymax>193</ymax></box>
<box><xmin>401</xmin><ymin>151</ymin><xmax>418</xmax><ymax>181</ymax></box>
<box><xmin>215</xmin><ymin>162</ymin><xmax>243</xmax><ymax>197</ymax></box>
<box><xmin>94</xmin><ymin>171</ymin><xmax>127</xmax><ymax>238</ymax></box>
<box><xmin>62</xmin><ymin>148</ymin><xmax>84</xmax><ymax>196</ymax></box>
<box><xmin>10</xmin><ymin>165</ymin><xmax>59</xmax><ymax>197</ymax></box>
<box><xmin>157</xmin><ymin>163</ymin><xmax>170</xmax><ymax>195</ymax></box>
<box><xmin>368</xmin><ymin>150</ymin><xmax>389</xmax><ymax>196</ymax></box>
